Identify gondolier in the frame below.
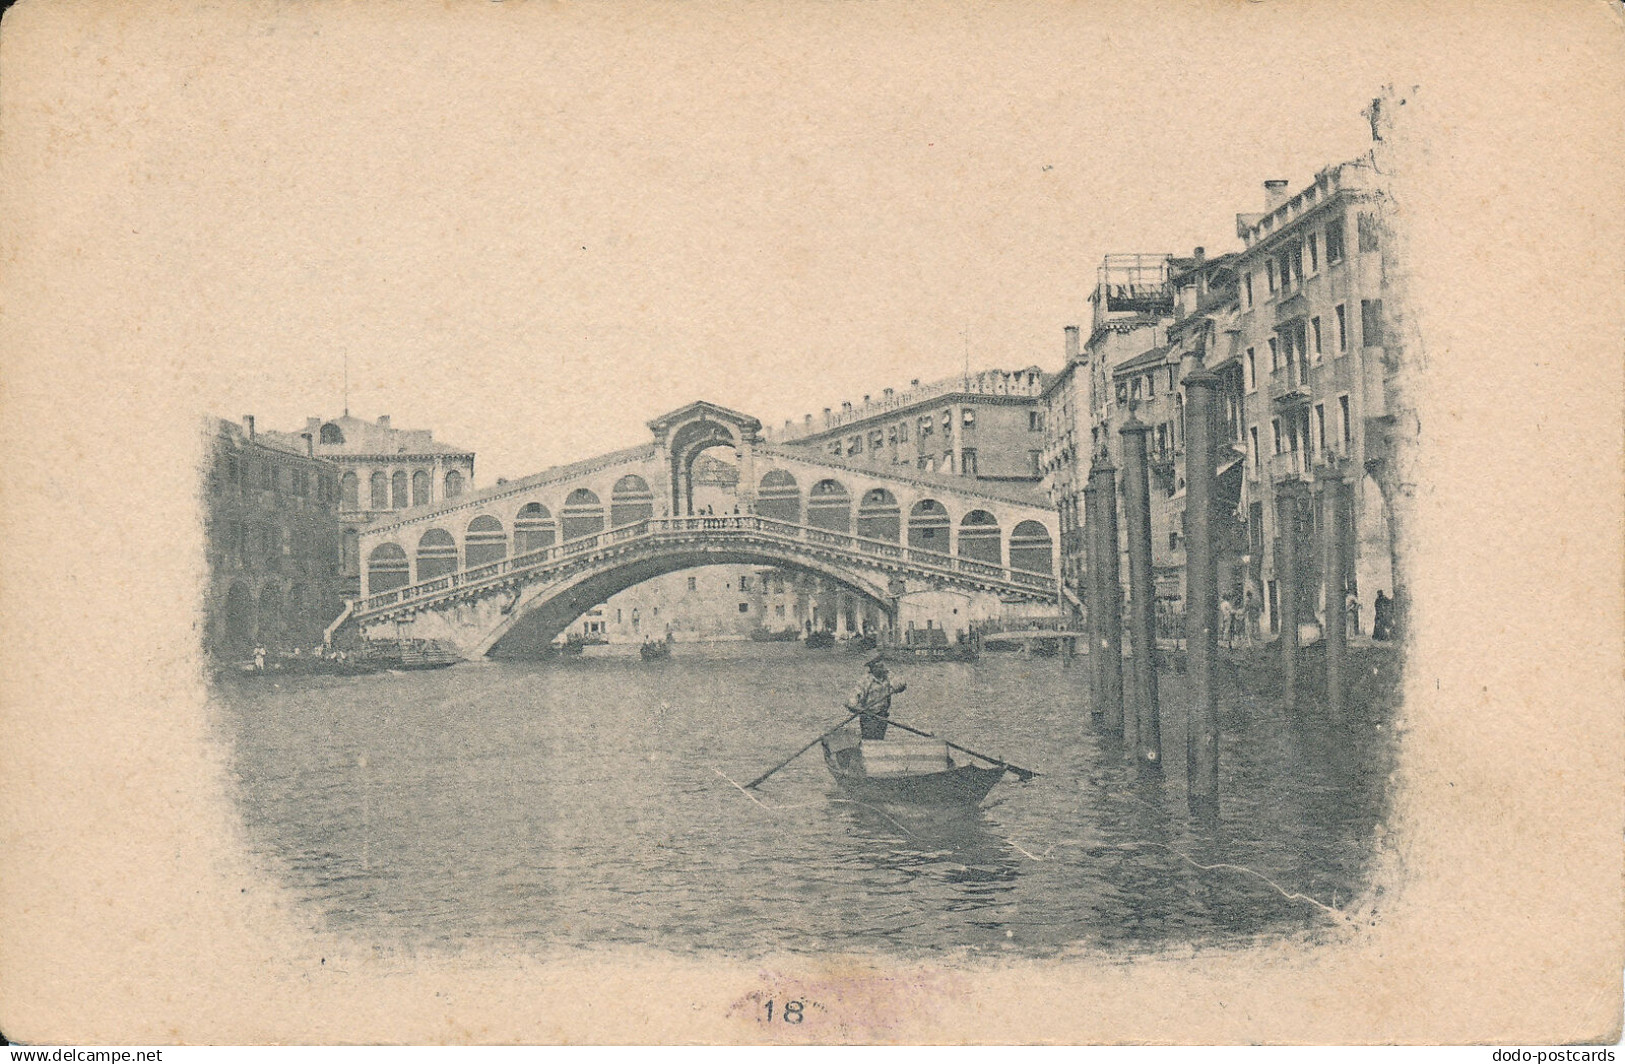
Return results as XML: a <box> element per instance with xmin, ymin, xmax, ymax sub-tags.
<box><xmin>846</xmin><ymin>655</ymin><xmax>906</xmax><ymax>739</ymax></box>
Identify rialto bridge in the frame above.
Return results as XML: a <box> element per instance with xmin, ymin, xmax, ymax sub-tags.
<box><xmin>338</xmin><ymin>401</ymin><xmax>1060</xmax><ymax>659</ymax></box>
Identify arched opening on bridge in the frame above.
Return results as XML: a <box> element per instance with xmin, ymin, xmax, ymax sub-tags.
<box><xmin>757</xmin><ymin>469</ymin><xmax>799</xmax><ymax>524</ymax></box>
<box><xmin>412</xmin><ymin>470</ymin><xmax>431</xmax><ymax>506</ymax></box>
<box><xmin>515</xmin><ymin>503</ymin><xmax>557</xmax><ymax>554</ymax></box>
<box><xmin>1010</xmin><ymin>520</ymin><xmax>1054</xmax><ymax>574</ymax></box>
<box><xmin>561</xmin><ymin>489</ymin><xmax>605</xmax><ymax>540</ymax></box>
<box><xmin>807</xmin><ymin>479</ymin><xmax>851</xmax><ymax>532</ymax></box>
<box><xmin>668</xmin><ymin>418</ymin><xmax>741</xmax><ymax>516</ymax></box>
<box><xmin>958</xmin><ymin>509</ymin><xmax>1002</xmax><ymax>564</ymax></box>
<box><xmin>417</xmin><ymin>528</ymin><xmax>458</xmax><ymax>580</ymax></box>
<box><xmin>908</xmin><ymin>499</ymin><xmax>950</xmax><ymax>554</ymax></box>
<box><xmin>857</xmin><ymin>488</ymin><xmax>901</xmax><ymax>542</ymax></box>
<box><xmin>444</xmin><ymin>470</ymin><xmax>464</xmax><ymax>498</ymax></box>
<box><xmin>340</xmin><ymin>472</ymin><xmax>358</xmax><ymax>509</ymax></box>
<box><xmin>611</xmin><ymin>475</ymin><xmax>655</xmax><ymax>527</ymax></box>
<box><xmin>391</xmin><ymin>470</ymin><xmax>409</xmax><ymax>509</ymax></box>
<box><xmin>370</xmin><ymin>472</ymin><xmax>388</xmax><ymax>510</ymax></box>
<box><xmin>222</xmin><ymin>581</ymin><xmax>255</xmax><ymax>653</ymax></box>
<box><xmin>367</xmin><ymin>543</ymin><xmax>410</xmax><ymax>593</ymax></box>
<box><xmin>466</xmin><ymin>515</ymin><xmax>508</xmax><ymax>567</ymax></box>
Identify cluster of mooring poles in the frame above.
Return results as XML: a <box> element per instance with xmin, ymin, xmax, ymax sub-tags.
<box><xmin>1080</xmin><ymin>366</ymin><xmax>1353</xmax><ymax>817</ymax></box>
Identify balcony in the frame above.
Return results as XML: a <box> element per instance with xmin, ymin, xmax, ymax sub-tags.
<box><xmin>1268</xmin><ymin>451</ymin><xmax>1307</xmax><ymax>482</ymax></box>
<box><xmin>1269</xmin><ymin>374</ymin><xmax>1312</xmax><ymax>409</ymax></box>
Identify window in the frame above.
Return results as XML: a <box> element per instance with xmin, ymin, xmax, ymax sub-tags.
<box><xmin>1116</xmin><ymin>381</ymin><xmax>1129</xmax><ymax>405</ymax></box>
<box><xmin>941</xmin><ymin>411</ymin><xmax>952</xmax><ymax>434</ymax></box>
<box><xmin>1307</xmin><ymin>233</ymin><xmax>1319</xmax><ymax>272</ymax></box>
<box><xmin>963</xmin><ymin>409</ymin><xmax>976</xmax><ymax>428</ymax></box>
<box><xmin>1146</xmin><ymin>373</ymin><xmax>1155</xmax><ymax>399</ymax></box>
<box><xmin>775</xmin><ymin>604</ymin><xmax>785</xmax><ymax>618</ymax></box>
<box><xmin>1361</xmin><ymin>299</ymin><xmax>1384</xmax><ymax>345</ymax></box>
<box><xmin>917</xmin><ymin>456</ymin><xmax>930</xmax><ymax>471</ymax></box>
<box><xmin>370</xmin><ymin>471</ymin><xmax>388</xmax><ymax>509</ymax></box>
<box><xmin>444</xmin><ymin>470</ymin><xmax>463</xmax><ymax>498</ymax></box>
<box><xmin>848</xmin><ymin>435</ymin><xmax>862</xmax><ymax>455</ymax></box>
<box><xmin>1244</xmin><ymin>272</ymin><xmax>1254</xmax><ymax>308</ymax></box>
<box><xmin>1027</xmin><ymin>450</ymin><xmax>1042</xmax><ymax>476</ymax></box>
<box><xmin>1028</xmin><ymin>410</ymin><xmax>1043</xmax><ymax>431</ymax></box>
<box><xmin>391</xmin><ymin>470</ymin><xmax>408</xmax><ymax>508</ymax></box>
<box><xmin>1246</xmin><ymin>347</ymin><xmax>1257</xmax><ymax>391</ymax></box>
<box><xmin>1336</xmin><ymin>304</ymin><xmax>1348</xmax><ymax>352</ymax></box>
<box><xmin>918</xmin><ymin>416</ymin><xmax>933</xmax><ymax>437</ymax></box>
<box><xmin>687</xmin><ymin>576</ymin><xmax>697</xmax><ymax>591</ymax></box>
<box><xmin>739</xmin><ymin>574</ymin><xmax>750</xmax><ymax>590</ymax></box>
<box><xmin>1315</xmin><ymin>403</ymin><xmax>1328</xmax><ymax>454</ymax></box>
<box><xmin>943</xmin><ymin>451</ymin><xmax>955</xmax><ymax>474</ymax></box>
<box><xmin>1169</xmin><ymin>531</ymin><xmax>1179</xmax><ymax>552</ymax></box>
<box><xmin>1271</xmin><ymin>417</ymin><xmax>1284</xmax><ymax>455</ymax></box>
<box><xmin>887</xmin><ymin>426</ymin><xmax>897</xmax><ymax>444</ymax></box>
<box><xmin>1266</xmin><ymin>259</ymin><xmax>1276</xmax><ymax>293</ymax></box>
<box><xmin>962</xmin><ymin>449</ymin><xmax>977</xmax><ymax>475</ymax></box>
<box><xmin>898</xmin><ymin>421</ymin><xmax>909</xmax><ymax>443</ymax></box>
<box><xmin>616</xmin><ymin>609</ymin><xmax>622</xmax><ymax>624</ymax></box>
<box><xmin>1339</xmin><ymin>394</ymin><xmax>1352</xmax><ymax>449</ymax></box>
<box><xmin>1358</xmin><ymin>212</ymin><xmax>1381</xmax><ymax>253</ymax></box>
<box><xmin>869</xmin><ymin>431</ymin><xmax>882</xmax><ymax>451</ymax></box>
<box><xmin>319</xmin><ymin>422</ymin><xmax>344</xmax><ymax>445</ymax></box>
<box><xmin>1130</xmin><ymin>377</ymin><xmax>1142</xmax><ymax>402</ymax></box>
<box><xmin>1325</xmin><ymin>217</ymin><xmax>1346</xmax><ymax>264</ymax></box>
<box><xmin>412</xmin><ymin>470</ymin><xmax>431</xmax><ymax>506</ymax></box>
<box><xmin>829</xmin><ymin>440</ymin><xmax>842</xmax><ymax>456</ymax></box>
<box><xmin>1250</xmin><ymin>426</ymin><xmax>1261</xmax><ymax>478</ymax></box>
<box><xmin>1268</xmin><ymin>337</ymin><xmax>1280</xmax><ymax>373</ymax></box>
<box><xmin>1311</xmin><ymin>316</ymin><xmax>1323</xmax><ymax>359</ymax></box>
<box><xmin>738</xmin><ymin>602</ymin><xmax>749</xmax><ymax>614</ymax></box>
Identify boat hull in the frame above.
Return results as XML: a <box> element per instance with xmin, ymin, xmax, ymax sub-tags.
<box><xmin>821</xmin><ymin>738</ymin><xmax>1006</xmax><ymax>807</ymax></box>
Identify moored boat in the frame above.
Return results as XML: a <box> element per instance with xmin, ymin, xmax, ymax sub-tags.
<box><xmin>820</xmin><ymin>730</ymin><xmax>1007</xmax><ymax>808</ymax></box>
<box><xmin>639</xmin><ymin>640</ymin><xmax>671</xmax><ymax>661</ymax></box>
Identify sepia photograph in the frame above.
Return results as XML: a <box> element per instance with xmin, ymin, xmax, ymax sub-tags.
<box><xmin>0</xmin><ymin>0</ymin><xmax>1620</xmax><ymax>1047</ymax></box>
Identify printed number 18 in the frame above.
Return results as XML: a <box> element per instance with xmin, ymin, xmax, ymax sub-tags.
<box><xmin>764</xmin><ymin>1000</ymin><xmax>804</xmax><ymax>1024</ymax></box>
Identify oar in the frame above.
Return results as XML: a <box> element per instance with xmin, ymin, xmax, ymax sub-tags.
<box><xmin>853</xmin><ymin>710</ymin><xmax>1040</xmax><ymax>782</ymax></box>
<box><xmin>744</xmin><ymin>711</ymin><xmax>859</xmax><ymax>789</ymax></box>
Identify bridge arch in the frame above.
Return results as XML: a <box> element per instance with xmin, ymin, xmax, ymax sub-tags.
<box><xmin>908</xmin><ymin>498</ymin><xmax>951</xmax><ymax>554</ymax></box>
<box><xmin>611</xmin><ymin>475</ymin><xmax>655</xmax><ymax>527</ymax></box>
<box><xmin>757</xmin><ymin>469</ymin><xmax>800</xmax><ymax>523</ymax></box>
<box><xmin>417</xmin><ymin>528</ymin><xmax>458</xmax><ymax>580</ymax></box>
<box><xmin>561</xmin><ymin>489</ymin><xmax>606</xmax><ymax>540</ymax></box>
<box><xmin>466</xmin><ymin>515</ymin><xmax>507</xmax><ymax>567</ymax></box>
<box><xmin>668</xmin><ymin>417</ymin><xmax>742</xmax><ymax>517</ymax></box>
<box><xmin>367</xmin><ymin>542</ymin><xmax>410</xmax><ymax>593</ymax></box>
<box><xmin>479</xmin><ymin>545</ymin><xmax>895</xmax><ymax>658</ymax></box>
<box><xmin>958</xmin><ymin>509</ymin><xmax>1002</xmax><ymax>564</ymax></box>
<box><xmin>1010</xmin><ymin>520</ymin><xmax>1054</xmax><ymax>574</ymax></box>
<box><xmin>807</xmin><ymin>478</ymin><xmax>851</xmax><ymax>532</ymax></box>
<box><xmin>857</xmin><ymin>487</ymin><xmax>901</xmax><ymax>542</ymax></box>
<box><xmin>515</xmin><ymin>503</ymin><xmax>557</xmax><ymax>554</ymax></box>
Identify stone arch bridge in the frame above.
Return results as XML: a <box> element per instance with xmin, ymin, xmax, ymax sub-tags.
<box><xmin>338</xmin><ymin>401</ymin><xmax>1060</xmax><ymax>658</ymax></box>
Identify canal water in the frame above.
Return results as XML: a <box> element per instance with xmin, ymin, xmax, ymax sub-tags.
<box><xmin>218</xmin><ymin>642</ymin><xmax>1397</xmax><ymax>958</ymax></box>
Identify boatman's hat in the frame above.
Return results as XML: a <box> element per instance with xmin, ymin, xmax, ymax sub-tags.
<box><xmin>866</xmin><ymin>654</ymin><xmax>886</xmax><ymax>668</ymax></box>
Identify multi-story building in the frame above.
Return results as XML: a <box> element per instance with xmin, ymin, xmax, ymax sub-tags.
<box><xmin>1039</xmin><ymin>326</ymin><xmax>1087</xmax><ymax>601</ymax></box>
<box><xmin>1230</xmin><ymin>159</ymin><xmax>1401</xmax><ymax>635</ymax></box>
<box><xmin>765</xmin><ymin>367</ymin><xmax>1050</xmax><ymax>486</ymax></box>
<box><xmin>264</xmin><ymin>413</ymin><xmax>476</xmax><ymax>599</ymax></box>
<box><xmin>203</xmin><ymin>417</ymin><xmax>346</xmax><ymax>658</ymax></box>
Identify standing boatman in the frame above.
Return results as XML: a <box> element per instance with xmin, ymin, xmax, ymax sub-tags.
<box><xmin>847</xmin><ymin>655</ymin><xmax>907</xmax><ymax>740</ymax></box>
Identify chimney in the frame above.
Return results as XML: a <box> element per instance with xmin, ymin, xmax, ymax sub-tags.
<box><xmin>1064</xmin><ymin>325</ymin><xmax>1080</xmax><ymax>363</ymax></box>
<box><xmin>883</xmin><ymin>387</ymin><xmax>894</xmax><ymax>399</ymax></box>
<box><xmin>910</xmin><ymin>378</ymin><xmax>920</xmax><ymax>388</ymax></box>
<box><xmin>242</xmin><ymin>415</ymin><xmax>255</xmax><ymax>439</ymax></box>
<box><xmin>1193</xmin><ymin>246</ymin><xmax>1205</xmax><ymax>263</ymax></box>
<box><xmin>822</xmin><ymin>407</ymin><xmax>832</xmax><ymax>425</ymax></box>
<box><xmin>804</xmin><ymin>413</ymin><xmax>813</xmax><ymax>426</ymax></box>
<box><xmin>862</xmin><ymin>394</ymin><xmax>870</xmax><ymax>404</ymax></box>
<box><xmin>300</xmin><ymin>432</ymin><xmax>314</xmax><ymax>457</ymax></box>
<box><xmin>1264</xmin><ymin>179</ymin><xmax>1289</xmax><ymax>212</ymax></box>
<box><xmin>377</xmin><ymin>414</ymin><xmax>391</xmax><ymax>430</ymax></box>
<box><xmin>841</xmin><ymin>401</ymin><xmax>852</xmax><ymax>414</ymax></box>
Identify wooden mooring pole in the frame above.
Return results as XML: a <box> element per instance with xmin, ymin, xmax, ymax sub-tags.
<box><xmin>1182</xmin><ymin>370</ymin><xmax>1221</xmax><ymax>813</ymax></box>
<box><xmin>1276</xmin><ymin>476</ymin><xmax>1307</xmax><ymax>704</ymax></box>
<box><xmin>1119</xmin><ymin>411</ymin><xmax>1161</xmax><ymax>773</ymax></box>
<box><xmin>1321</xmin><ymin>460</ymin><xmax>1349</xmax><ymax>721</ymax></box>
<box><xmin>1082</xmin><ymin>476</ymin><xmax>1103</xmax><ymax>720</ymax></box>
<box><xmin>1088</xmin><ymin>449</ymin><xmax>1125</xmax><ymax>742</ymax></box>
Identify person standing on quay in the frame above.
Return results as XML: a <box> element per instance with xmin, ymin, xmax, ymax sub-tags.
<box><xmin>847</xmin><ymin>655</ymin><xmax>907</xmax><ymax>740</ymax></box>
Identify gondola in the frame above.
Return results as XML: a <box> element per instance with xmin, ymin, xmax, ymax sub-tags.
<box><xmin>820</xmin><ymin>729</ymin><xmax>1008</xmax><ymax>808</ymax></box>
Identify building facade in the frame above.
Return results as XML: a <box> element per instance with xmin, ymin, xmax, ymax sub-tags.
<box><xmin>1229</xmin><ymin>159</ymin><xmax>1401</xmax><ymax>635</ymax></box>
<box><xmin>263</xmin><ymin>414</ymin><xmax>476</xmax><ymax>600</ymax></box>
<box><xmin>203</xmin><ymin>417</ymin><xmax>346</xmax><ymax>658</ymax></box>
<box><xmin>765</xmin><ymin>367</ymin><xmax>1050</xmax><ymax>485</ymax></box>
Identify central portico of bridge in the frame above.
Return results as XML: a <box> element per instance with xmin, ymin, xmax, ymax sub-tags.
<box><xmin>343</xmin><ymin>401</ymin><xmax>1060</xmax><ymax>658</ymax></box>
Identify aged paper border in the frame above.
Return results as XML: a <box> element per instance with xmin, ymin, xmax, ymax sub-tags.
<box><xmin>1</xmin><ymin>0</ymin><xmax>1621</xmax><ymax>1045</ymax></box>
